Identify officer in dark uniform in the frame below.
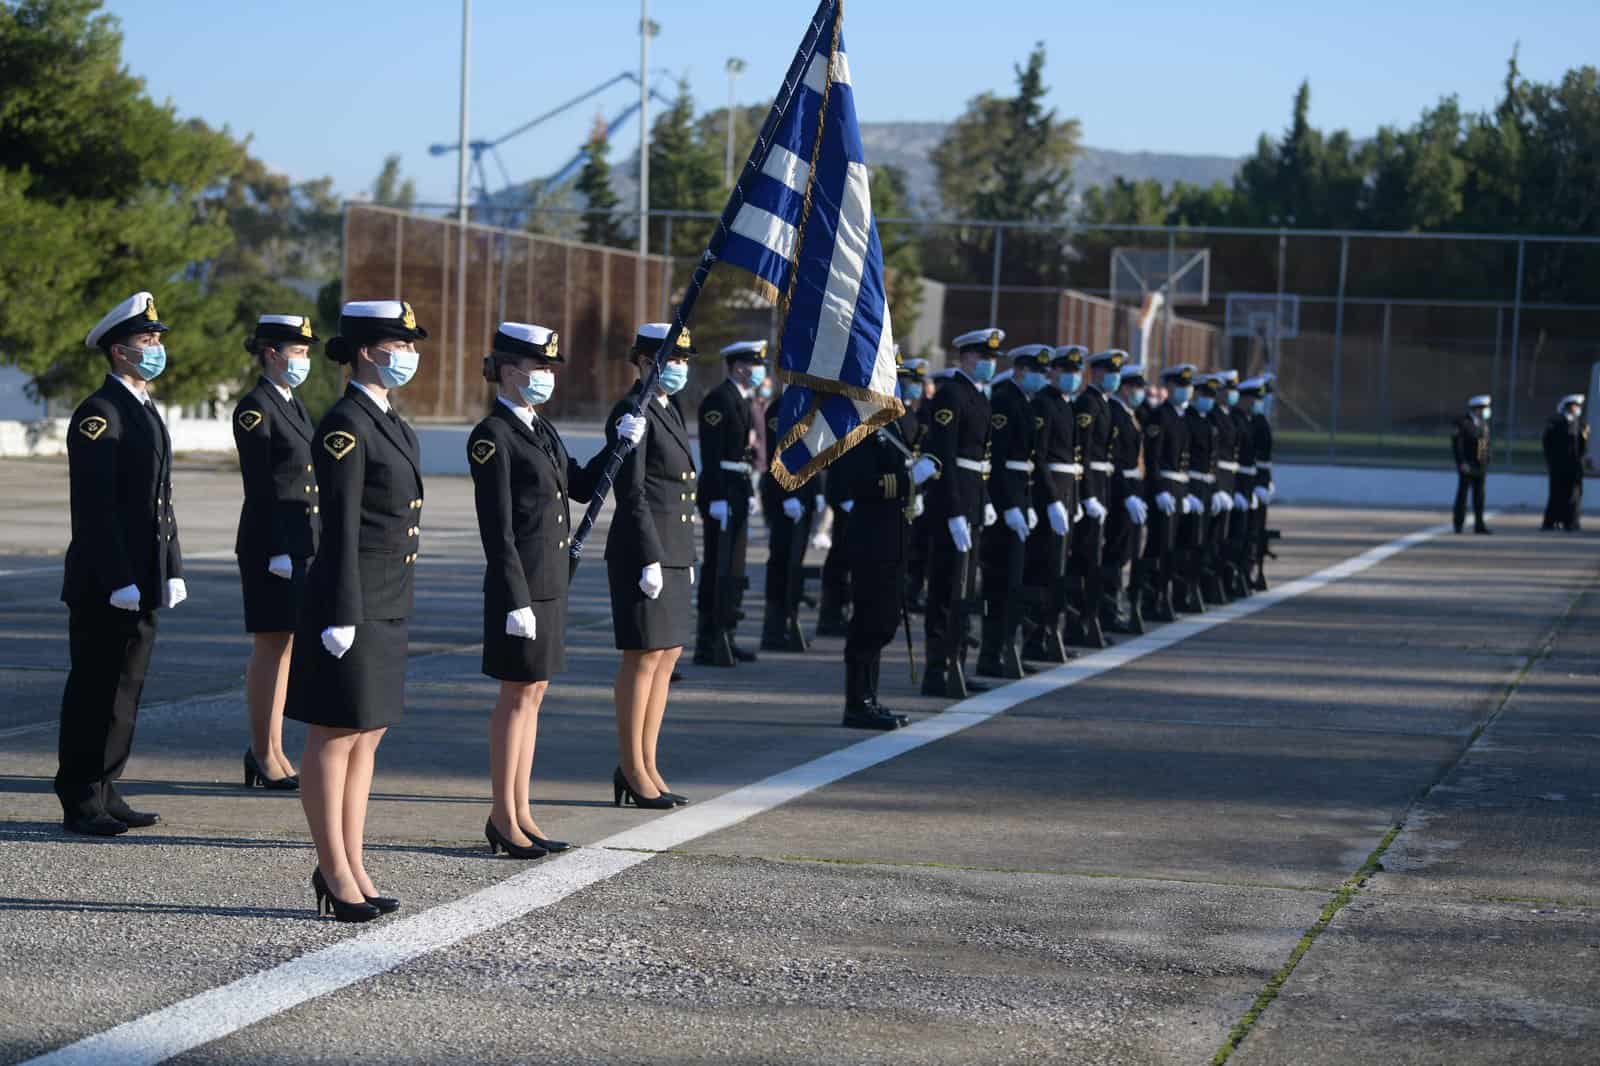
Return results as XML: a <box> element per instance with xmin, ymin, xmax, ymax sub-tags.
<box><xmin>1064</xmin><ymin>349</ymin><xmax>1122</xmax><ymax>648</ymax></box>
<box><xmin>56</xmin><ymin>291</ymin><xmax>184</xmax><ymax>836</ymax></box>
<box><xmin>1021</xmin><ymin>345</ymin><xmax>1082</xmax><ymax>663</ymax></box>
<box><xmin>898</xmin><ymin>357</ymin><xmax>934</xmax><ymax>613</ymax></box>
<box><xmin>1450</xmin><ymin>394</ymin><xmax>1494</xmax><ymax>535</ymax></box>
<box><xmin>1226</xmin><ymin>375</ymin><xmax>1258</xmax><ymax>598</ymax></box>
<box><xmin>1142</xmin><ymin>364</ymin><xmax>1195</xmax><ymax>622</ymax></box>
<box><xmin>1542</xmin><ymin>394</ymin><xmax>1588</xmax><ymax>531</ymax></box>
<box><xmin>1204</xmin><ymin>370</ymin><xmax>1242</xmax><ymax>602</ymax></box>
<box><xmin>695</xmin><ymin>341</ymin><xmax>765</xmax><ymax>665</ymax></box>
<box><xmin>233</xmin><ymin>313</ymin><xmax>321</xmax><ymax>792</ymax></box>
<box><xmin>978</xmin><ymin>344</ymin><xmax>1046</xmax><ymax>678</ymax></box>
<box><xmin>1240</xmin><ymin>374</ymin><xmax>1277</xmax><ymax>589</ymax></box>
<box><xmin>1101</xmin><ymin>366</ymin><xmax>1149</xmax><ymax>634</ymax></box>
<box><xmin>759</xmin><ymin>379</ymin><xmax>826</xmax><ymax>652</ymax></box>
<box><xmin>921</xmin><ymin>328</ymin><xmax>1002</xmax><ymax>699</ymax></box>
<box><xmin>1179</xmin><ymin>371</ymin><xmax>1217</xmax><ymax>613</ymax></box>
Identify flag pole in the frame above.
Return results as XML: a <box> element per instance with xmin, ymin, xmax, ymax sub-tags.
<box><xmin>569</xmin><ymin>0</ymin><xmax>838</xmax><ymax>571</ymax></box>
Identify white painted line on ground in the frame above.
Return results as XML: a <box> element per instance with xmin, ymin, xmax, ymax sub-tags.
<box><xmin>22</xmin><ymin>520</ymin><xmax>1455</xmax><ymax>1066</ymax></box>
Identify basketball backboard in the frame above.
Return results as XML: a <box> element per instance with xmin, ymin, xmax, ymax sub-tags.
<box><xmin>1224</xmin><ymin>292</ymin><xmax>1300</xmax><ymax>339</ymax></box>
<box><xmin>1109</xmin><ymin>247</ymin><xmax>1211</xmax><ymax>307</ymax></box>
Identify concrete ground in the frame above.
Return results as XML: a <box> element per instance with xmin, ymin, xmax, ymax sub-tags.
<box><xmin>0</xmin><ymin>453</ymin><xmax>1595</xmax><ymax>1065</ymax></box>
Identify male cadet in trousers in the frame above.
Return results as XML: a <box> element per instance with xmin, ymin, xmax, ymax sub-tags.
<box><xmin>921</xmin><ymin>328</ymin><xmax>1002</xmax><ymax>699</ymax></box>
<box><xmin>978</xmin><ymin>344</ymin><xmax>1045</xmax><ymax>679</ymax></box>
<box><xmin>56</xmin><ymin>292</ymin><xmax>185</xmax><ymax>836</ymax></box>
<box><xmin>899</xmin><ymin>358</ymin><xmax>935</xmax><ymax>613</ymax></box>
<box><xmin>1206</xmin><ymin>370</ymin><xmax>1243</xmax><ymax>600</ymax></box>
<box><xmin>1101</xmin><ymin>365</ymin><xmax>1149</xmax><ymax>634</ymax></box>
<box><xmin>1142</xmin><ymin>364</ymin><xmax>1195</xmax><ymax>622</ymax></box>
<box><xmin>1064</xmin><ymin>350</ymin><xmax>1122</xmax><ymax>648</ymax></box>
<box><xmin>1022</xmin><ymin>345</ymin><xmax>1083</xmax><ymax>663</ymax></box>
<box><xmin>759</xmin><ymin>378</ymin><xmax>827</xmax><ymax>652</ymax></box>
<box><xmin>695</xmin><ymin>341</ymin><xmax>767</xmax><ymax>665</ymax></box>
<box><xmin>1179</xmin><ymin>373</ymin><xmax>1219</xmax><ymax>612</ymax></box>
<box><xmin>1542</xmin><ymin>393</ymin><xmax>1587</xmax><ymax>531</ymax></box>
<box><xmin>1239</xmin><ymin>374</ymin><xmax>1277</xmax><ymax>588</ymax></box>
<box><xmin>1226</xmin><ymin>374</ymin><xmax>1258</xmax><ymax>598</ymax></box>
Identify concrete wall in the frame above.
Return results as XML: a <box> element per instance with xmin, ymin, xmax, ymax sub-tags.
<box><xmin>0</xmin><ymin>411</ymin><xmax>236</xmax><ymax>458</ymax></box>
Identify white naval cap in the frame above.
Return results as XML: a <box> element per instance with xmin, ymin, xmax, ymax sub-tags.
<box><xmin>86</xmin><ymin>291</ymin><xmax>169</xmax><ymax>351</ymax></box>
<box><xmin>1558</xmin><ymin>393</ymin><xmax>1585</xmax><ymax>410</ymax></box>
<box><xmin>631</xmin><ymin>322</ymin><xmax>695</xmax><ymax>356</ymax></box>
<box><xmin>1087</xmin><ymin>349</ymin><xmax>1128</xmax><ymax>370</ymax></box>
<box><xmin>1467</xmin><ymin>394</ymin><xmax>1492</xmax><ymax>409</ymax></box>
<box><xmin>1161</xmin><ymin>363</ymin><xmax>1199</xmax><ymax>385</ymax></box>
<box><xmin>491</xmin><ymin>321</ymin><xmax>561</xmax><ymax>362</ymax></box>
<box><xmin>248</xmin><ymin>313</ymin><xmax>318</xmax><ymax>352</ymax></box>
<box><xmin>1238</xmin><ymin>373</ymin><xmax>1275</xmax><ymax>394</ymax></box>
<box><xmin>720</xmin><ymin>339</ymin><xmax>769</xmax><ymax>363</ymax></box>
<box><xmin>953</xmin><ymin>327</ymin><xmax>1005</xmax><ymax>353</ymax></box>
<box><xmin>337</xmin><ymin>299</ymin><xmax>427</xmax><ymax>342</ymax></box>
<box><xmin>1006</xmin><ymin>343</ymin><xmax>1052</xmax><ymax>366</ymax></box>
<box><xmin>1209</xmin><ymin>368</ymin><xmax>1241</xmax><ymax>385</ymax></box>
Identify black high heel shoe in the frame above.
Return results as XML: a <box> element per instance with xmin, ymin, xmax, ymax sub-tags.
<box><xmin>662</xmin><ymin>791</ymin><xmax>689</xmax><ymax>806</ymax></box>
<box><xmin>613</xmin><ymin>767</ymin><xmax>676</xmax><ymax>810</ymax></box>
<box><xmin>363</xmin><ymin>893</ymin><xmax>400</xmax><ymax>913</ymax></box>
<box><xmin>485</xmin><ymin>819</ymin><xmax>548</xmax><ymax>859</ymax></box>
<box><xmin>311</xmin><ymin>868</ymin><xmax>380</xmax><ymax>923</ymax></box>
<box><xmin>521</xmin><ymin>815</ymin><xmax>573</xmax><ymax>854</ymax></box>
<box><xmin>244</xmin><ymin>750</ymin><xmax>299</xmax><ymax>791</ymax></box>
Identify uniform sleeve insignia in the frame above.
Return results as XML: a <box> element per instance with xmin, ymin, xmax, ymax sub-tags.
<box><xmin>78</xmin><ymin>416</ymin><xmax>108</xmax><ymax>441</ymax></box>
<box><xmin>1075</xmin><ymin>413</ymin><xmax>1094</xmax><ymax>429</ymax></box>
<box><xmin>934</xmin><ymin>408</ymin><xmax>955</xmax><ymax>427</ymax></box>
<box><xmin>1033</xmin><ymin>416</ymin><xmax>1044</xmax><ymax>430</ymax></box>
<box><xmin>1146</xmin><ymin>424</ymin><xmax>1161</xmax><ymax>438</ymax></box>
<box><xmin>470</xmin><ymin>440</ymin><xmax>497</xmax><ymax>466</ymax></box>
<box><xmin>704</xmin><ymin>410</ymin><xmax>724</xmax><ymax>427</ymax></box>
<box><xmin>991</xmin><ymin>414</ymin><xmax>1008</xmax><ymax>430</ymax></box>
<box><xmin>323</xmin><ymin>430</ymin><xmax>357</xmax><ymax>461</ymax></box>
<box><xmin>767</xmin><ymin>417</ymin><xmax>778</xmax><ymax>432</ymax></box>
<box><xmin>237</xmin><ymin>410</ymin><xmax>263</xmax><ymax>432</ymax></box>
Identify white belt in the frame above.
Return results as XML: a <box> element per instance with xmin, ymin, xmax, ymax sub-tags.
<box><xmin>1120</xmin><ymin>467</ymin><xmax>1143</xmax><ymax>479</ymax></box>
<box><xmin>955</xmin><ymin>458</ymin><xmax>991</xmax><ymax>474</ymax></box>
<box><xmin>719</xmin><ymin>460</ymin><xmax>753</xmax><ymax>475</ymax></box>
<box><xmin>1158</xmin><ymin>469</ymin><xmax>1190</xmax><ymax>483</ymax></box>
<box><xmin>1046</xmin><ymin>462</ymin><xmax>1082</xmax><ymax>475</ymax></box>
<box><xmin>1191</xmin><ymin>471</ymin><xmax>1216</xmax><ymax>484</ymax></box>
<box><xmin>1003</xmin><ymin>460</ymin><xmax>1034</xmax><ymax>473</ymax></box>
<box><xmin>1238</xmin><ymin>465</ymin><xmax>1258</xmax><ymax>475</ymax></box>
<box><xmin>1088</xmin><ymin>461</ymin><xmax>1114</xmax><ymax>473</ymax></box>
<box><xmin>1217</xmin><ymin>461</ymin><xmax>1240</xmax><ymax>472</ymax></box>
<box><xmin>1257</xmin><ymin>461</ymin><xmax>1273</xmax><ymax>470</ymax></box>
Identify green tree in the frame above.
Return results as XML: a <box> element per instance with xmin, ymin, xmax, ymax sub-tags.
<box><xmin>575</xmin><ymin>116</ymin><xmax>627</xmax><ymax>247</ymax></box>
<box><xmin>371</xmin><ymin>153</ymin><xmax>416</xmax><ymax>208</ymax></box>
<box><xmin>871</xmin><ymin>163</ymin><xmax>923</xmax><ymax>341</ymax></box>
<box><xmin>648</xmin><ymin>80</ymin><xmax>723</xmax><ymax>256</ymax></box>
<box><xmin>1232</xmin><ymin>81</ymin><xmax>1367</xmax><ymax>228</ymax></box>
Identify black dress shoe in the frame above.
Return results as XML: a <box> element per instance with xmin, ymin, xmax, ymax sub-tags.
<box><xmin>363</xmin><ymin>894</ymin><xmax>401</xmax><ymax>914</ymax></box>
<box><xmin>1474</xmin><ymin>526</ymin><xmax>1494</xmax><ymax>535</ymax></box>
<box><xmin>244</xmin><ymin>749</ymin><xmax>298</xmax><ymax>791</ymax></box>
<box><xmin>485</xmin><ymin>819</ymin><xmax>549</xmax><ymax>859</ymax></box>
<box><xmin>311</xmin><ymin>869</ymin><xmax>382</xmax><ymax>923</ymax></box>
<box><xmin>103</xmin><ymin>794</ymin><xmax>160</xmax><ymax>828</ymax></box>
<box><xmin>660</xmin><ymin>792</ymin><xmax>690</xmax><ymax>807</ymax></box>
<box><xmin>841</xmin><ymin>704</ymin><xmax>905</xmax><ymax>730</ymax></box>
<box><xmin>732</xmin><ymin>643</ymin><xmax>758</xmax><ymax>663</ymax></box>
<box><xmin>63</xmin><ymin>813</ymin><xmax>128</xmax><ymax>837</ymax></box>
<box><xmin>670</xmin><ymin>671</ymin><xmax>684</xmax><ymax>683</ymax></box>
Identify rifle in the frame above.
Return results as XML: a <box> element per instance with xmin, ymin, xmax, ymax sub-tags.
<box><xmin>783</xmin><ymin>499</ymin><xmax>814</xmax><ymax>651</ymax></box>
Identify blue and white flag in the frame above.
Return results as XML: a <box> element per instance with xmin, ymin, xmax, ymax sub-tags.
<box><xmin>721</xmin><ymin>0</ymin><xmax>901</xmax><ymax>489</ymax></box>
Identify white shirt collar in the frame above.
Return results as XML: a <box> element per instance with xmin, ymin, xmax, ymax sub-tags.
<box><xmin>953</xmin><ymin>368</ymin><xmax>975</xmax><ymax>386</ymax></box>
<box><xmin>655</xmin><ymin>391</ymin><xmax>670</xmax><ymax>407</ymax></box>
<box><xmin>108</xmin><ymin>373</ymin><xmax>149</xmax><ymax>404</ymax></box>
<box><xmin>351</xmin><ymin>380</ymin><xmax>390</xmax><ymax>413</ymax></box>
<box><xmin>261</xmin><ymin>375</ymin><xmax>292</xmax><ymax>402</ymax></box>
<box><xmin>731</xmin><ymin>376</ymin><xmax>753</xmax><ymax>400</ymax></box>
<box><xmin>1110</xmin><ymin>393</ymin><xmax>1131</xmax><ymax>411</ymax></box>
<box><xmin>496</xmin><ymin>393</ymin><xmax>535</xmax><ymax>428</ymax></box>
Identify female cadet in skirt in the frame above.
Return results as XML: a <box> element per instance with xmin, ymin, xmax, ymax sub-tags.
<box><xmin>467</xmin><ymin>322</ymin><xmax>647</xmax><ymax>858</ymax></box>
<box><xmin>231</xmin><ymin>313</ymin><xmax>321</xmax><ymax>791</ymax></box>
<box><xmin>285</xmin><ymin>299</ymin><xmax>427</xmax><ymax>922</ymax></box>
<box><xmin>605</xmin><ymin>323</ymin><xmax>699</xmax><ymax>810</ymax></box>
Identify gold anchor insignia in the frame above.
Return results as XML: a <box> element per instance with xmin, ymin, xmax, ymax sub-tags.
<box><xmin>144</xmin><ymin>297</ymin><xmax>159</xmax><ymax>321</ymax></box>
<box><xmin>237</xmin><ymin>410</ymin><xmax>264</xmax><ymax>432</ymax></box>
<box><xmin>299</xmin><ymin>317</ymin><xmax>314</xmax><ymax>338</ymax></box>
<box><xmin>470</xmin><ymin>440</ymin><xmax>497</xmax><ymax>466</ymax></box>
<box><xmin>675</xmin><ymin>329</ymin><xmax>693</xmax><ymax>350</ymax></box>
<box><xmin>324</xmin><ymin>430</ymin><xmax>357</xmax><ymax>460</ymax></box>
<box><xmin>400</xmin><ymin>303</ymin><xmax>417</xmax><ymax>330</ymax></box>
<box><xmin>986</xmin><ymin>333</ymin><xmax>1001</xmax><ymax>350</ymax></box>
<box><xmin>546</xmin><ymin>331</ymin><xmax>559</xmax><ymax>359</ymax></box>
<box><xmin>78</xmin><ymin>416</ymin><xmax>108</xmax><ymax>441</ymax></box>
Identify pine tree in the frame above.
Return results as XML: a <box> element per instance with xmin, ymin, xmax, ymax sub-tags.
<box><xmin>575</xmin><ymin>116</ymin><xmax>626</xmax><ymax>247</ymax></box>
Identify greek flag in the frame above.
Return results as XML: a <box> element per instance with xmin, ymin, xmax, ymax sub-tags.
<box><xmin>722</xmin><ymin>0</ymin><xmax>901</xmax><ymax>490</ymax></box>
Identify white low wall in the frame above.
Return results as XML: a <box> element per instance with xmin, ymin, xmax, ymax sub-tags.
<box><xmin>0</xmin><ymin>414</ymin><xmax>236</xmax><ymax>457</ymax></box>
<box><xmin>1275</xmin><ymin>463</ymin><xmax>1597</xmax><ymax>514</ymax></box>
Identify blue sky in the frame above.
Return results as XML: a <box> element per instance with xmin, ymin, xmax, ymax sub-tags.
<box><xmin>108</xmin><ymin>0</ymin><xmax>1598</xmax><ymax>206</ymax></box>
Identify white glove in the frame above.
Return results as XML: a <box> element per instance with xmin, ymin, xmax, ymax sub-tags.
<box><xmin>947</xmin><ymin>515</ymin><xmax>973</xmax><ymax>552</ymax></box>
<box><xmin>709</xmin><ymin>499</ymin><xmax>730</xmax><ymax>530</ymax></box>
<box><xmin>1155</xmin><ymin>491</ymin><xmax>1177</xmax><ymax>516</ymax></box>
<box><xmin>268</xmin><ymin>554</ymin><xmax>294</xmax><ymax>580</ymax></box>
<box><xmin>321</xmin><ymin>625</ymin><xmax>355</xmax><ymax>659</ymax></box>
<box><xmin>163</xmin><ymin>578</ymin><xmax>187</xmax><ymax>609</ymax></box>
<box><xmin>909</xmin><ymin>456</ymin><xmax>938</xmax><ymax>486</ymax></box>
<box><xmin>1003</xmin><ymin>507</ymin><xmax>1028</xmax><ymax>540</ymax></box>
<box><xmin>841</xmin><ymin>500</ymin><xmax>855</xmax><ymax>513</ymax></box>
<box><xmin>983</xmin><ymin>503</ymin><xmax>998</xmax><ymax>528</ymax></box>
<box><xmin>813</xmin><ymin>493</ymin><xmax>826</xmax><ymax>513</ymax></box>
<box><xmin>505</xmin><ymin>606</ymin><xmax>537</xmax><ymax>640</ymax></box>
<box><xmin>689</xmin><ymin>566</ymin><xmax>695</xmax><ymax>585</ymax></box>
<box><xmin>1209</xmin><ymin>492</ymin><xmax>1227</xmax><ymax>516</ymax></box>
<box><xmin>616</xmin><ymin>413</ymin><xmax>647</xmax><ymax>445</ymax></box>
<box><xmin>1233</xmin><ymin>491</ymin><xmax>1249</xmax><ymax>511</ymax></box>
<box><xmin>1082</xmin><ymin>497</ymin><xmax>1107</xmax><ymax>522</ymax></box>
<box><xmin>1074</xmin><ymin>503</ymin><xmax>1084</xmax><ymax>523</ymax></box>
<box><xmin>1125</xmin><ymin>495</ymin><xmax>1148</xmax><ymax>525</ymax></box>
<box><xmin>1267</xmin><ymin>481</ymin><xmax>1277</xmax><ymax>502</ymax></box>
<box><xmin>810</xmin><ymin>531</ymin><xmax>832</xmax><ymax>552</ymax></box>
<box><xmin>1047</xmin><ymin>500</ymin><xmax>1069</xmax><ymax>535</ymax></box>
<box><xmin>911</xmin><ymin>494</ymin><xmax>925</xmax><ymax>519</ymax></box>
<box><xmin>1184</xmin><ymin>494</ymin><xmax>1203</xmax><ymax>515</ymax></box>
<box><xmin>1253</xmin><ymin>485</ymin><xmax>1270</xmax><ymax>506</ymax></box>
<box><xmin>109</xmin><ymin>583</ymin><xmax>141</xmax><ymax>612</ymax></box>
<box><xmin>639</xmin><ymin>562</ymin><xmax>664</xmax><ymax>599</ymax></box>
<box><xmin>782</xmin><ymin>497</ymin><xmax>804</xmax><ymax>521</ymax></box>
<box><xmin>1026</xmin><ymin>507</ymin><xmax>1038</xmax><ymax>531</ymax></box>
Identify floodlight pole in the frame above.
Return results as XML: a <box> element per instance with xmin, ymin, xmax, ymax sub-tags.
<box><xmin>639</xmin><ymin>2</ymin><xmax>654</xmax><ymax>260</ymax></box>
<box><xmin>725</xmin><ymin>58</ymin><xmax>747</xmax><ymax>187</ymax></box>
<box><xmin>455</xmin><ymin>0</ymin><xmax>472</xmax><ymax>416</ymax></box>
<box><xmin>988</xmin><ymin>226</ymin><xmax>1004</xmax><ymax>327</ymax></box>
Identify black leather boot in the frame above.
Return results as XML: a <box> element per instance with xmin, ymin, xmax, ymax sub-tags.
<box><xmin>759</xmin><ymin>607</ymin><xmax>788</xmax><ymax>652</ymax></box>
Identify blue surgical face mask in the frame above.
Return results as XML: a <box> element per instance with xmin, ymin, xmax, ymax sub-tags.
<box><xmin>1251</xmin><ymin>398</ymin><xmax>1266</xmax><ymax>415</ymax></box>
<box><xmin>1170</xmin><ymin>385</ymin><xmax>1193</xmax><ymax>406</ymax></box>
<box><xmin>1100</xmin><ymin>371</ymin><xmax>1121</xmax><ymax>392</ymax></box>
<box><xmin>899</xmin><ymin>382</ymin><xmax>921</xmax><ymax>403</ymax></box>
<box><xmin>517</xmin><ymin>368</ymin><xmax>555</xmax><ymax>407</ymax></box>
<box><xmin>1194</xmin><ymin>396</ymin><xmax>1215</xmax><ymax>414</ymax></box>
<box><xmin>758</xmin><ymin>381</ymin><xmax>773</xmax><ymax>401</ymax></box>
<box><xmin>1058</xmin><ymin>371</ymin><xmax>1083</xmax><ymax>394</ymax></box>
<box><xmin>658</xmin><ymin>361</ymin><xmax>689</xmax><ymax>395</ymax></box>
<box><xmin>373</xmin><ymin>345</ymin><xmax>418</xmax><ymax>389</ymax></box>
<box><xmin>747</xmin><ymin>364</ymin><xmax>767</xmax><ymax>389</ymax></box>
<box><xmin>1224</xmin><ymin>388</ymin><xmax>1239</xmax><ymax>407</ymax></box>
<box><xmin>971</xmin><ymin>358</ymin><xmax>997</xmax><ymax>383</ymax></box>
<box><xmin>1021</xmin><ymin>370</ymin><xmax>1048</xmax><ymax>395</ymax></box>
<box><xmin>281</xmin><ymin>356</ymin><xmax>311</xmax><ymax>388</ymax></box>
<box><xmin>1128</xmin><ymin>388</ymin><xmax>1147</xmax><ymax>408</ymax></box>
<box><xmin>122</xmin><ymin>342</ymin><xmax>167</xmax><ymax>382</ymax></box>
